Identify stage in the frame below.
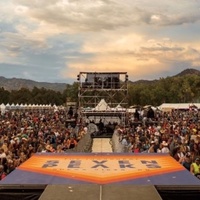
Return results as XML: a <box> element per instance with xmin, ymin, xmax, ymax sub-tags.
<box><xmin>0</xmin><ymin>153</ymin><xmax>200</xmax><ymax>199</ymax></box>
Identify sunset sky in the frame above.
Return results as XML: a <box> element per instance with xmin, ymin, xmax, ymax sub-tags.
<box><xmin>0</xmin><ymin>0</ymin><xmax>200</xmax><ymax>83</ymax></box>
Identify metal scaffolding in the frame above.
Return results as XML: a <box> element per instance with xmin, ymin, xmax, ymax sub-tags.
<box><xmin>77</xmin><ymin>72</ymin><xmax>129</xmax><ymax>125</ymax></box>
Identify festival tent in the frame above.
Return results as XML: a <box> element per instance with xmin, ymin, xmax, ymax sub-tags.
<box><xmin>111</xmin><ymin>104</ymin><xmax>126</xmax><ymax>111</ymax></box>
<box><xmin>84</xmin><ymin>99</ymin><xmax>125</xmax><ymax>124</ymax></box>
<box><xmin>10</xmin><ymin>103</ymin><xmax>16</xmax><ymax>109</ymax></box>
<box><xmin>0</xmin><ymin>103</ymin><xmax>55</xmax><ymax>111</ymax></box>
<box><xmin>0</xmin><ymin>103</ymin><xmax>6</xmax><ymax>114</ymax></box>
<box><xmin>20</xmin><ymin>103</ymin><xmax>25</xmax><ymax>109</ymax></box>
<box><xmin>158</xmin><ymin>103</ymin><xmax>200</xmax><ymax>111</ymax></box>
<box><xmin>15</xmin><ymin>103</ymin><xmax>20</xmax><ymax>109</ymax></box>
<box><xmin>129</xmin><ymin>105</ymin><xmax>140</xmax><ymax>109</ymax></box>
<box><xmin>94</xmin><ymin>99</ymin><xmax>111</xmax><ymax>111</ymax></box>
<box><xmin>5</xmin><ymin>103</ymin><xmax>11</xmax><ymax>110</ymax></box>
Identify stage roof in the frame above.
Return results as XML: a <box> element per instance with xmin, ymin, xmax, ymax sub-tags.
<box><xmin>1</xmin><ymin>153</ymin><xmax>200</xmax><ymax>186</ymax></box>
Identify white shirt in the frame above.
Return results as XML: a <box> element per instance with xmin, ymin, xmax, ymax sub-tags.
<box><xmin>0</xmin><ymin>152</ymin><xmax>6</xmax><ymax>159</ymax></box>
<box><xmin>161</xmin><ymin>147</ymin><xmax>170</xmax><ymax>153</ymax></box>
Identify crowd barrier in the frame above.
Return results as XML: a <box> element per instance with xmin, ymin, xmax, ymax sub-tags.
<box><xmin>111</xmin><ymin>130</ymin><xmax>126</xmax><ymax>153</ymax></box>
<box><xmin>66</xmin><ymin>132</ymin><xmax>93</xmax><ymax>153</ymax></box>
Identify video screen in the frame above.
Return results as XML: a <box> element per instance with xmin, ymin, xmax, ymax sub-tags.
<box><xmin>84</xmin><ymin>73</ymin><xmax>120</xmax><ymax>89</ymax></box>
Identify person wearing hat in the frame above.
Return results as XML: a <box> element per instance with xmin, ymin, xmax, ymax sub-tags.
<box><xmin>148</xmin><ymin>141</ymin><xmax>156</xmax><ymax>153</ymax></box>
<box><xmin>190</xmin><ymin>157</ymin><xmax>200</xmax><ymax>178</ymax></box>
<box><xmin>161</xmin><ymin>141</ymin><xmax>170</xmax><ymax>154</ymax></box>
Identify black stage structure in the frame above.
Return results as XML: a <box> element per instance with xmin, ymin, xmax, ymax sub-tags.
<box><xmin>1</xmin><ymin>180</ymin><xmax>200</xmax><ymax>200</ymax></box>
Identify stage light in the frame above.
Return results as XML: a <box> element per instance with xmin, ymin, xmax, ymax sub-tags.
<box><xmin>125</xmin><ymin>75</ymin><xmax>128</xmax><ymax>82</ymax></box>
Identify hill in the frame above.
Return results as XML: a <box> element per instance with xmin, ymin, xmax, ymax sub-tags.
<box><xmin>0</xmin><ymin>76</ymin><xmax>67</xmax><ymax>92</ymax></box>
<box><xmin>0</xmin><ymin>68</ymin><xmax>199</xmax><ymax>91</ymax></box>
<box><xmin>174</xmin><ymin>68</ymin><xmax>200</xmax><ymax>77</ymax></box>
<box><xmin>130</xmin><ymin>68</ymin><xmax>200</xmax><ymax>85</ymax></box>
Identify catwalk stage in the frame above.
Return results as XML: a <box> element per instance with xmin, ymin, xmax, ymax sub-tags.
<box><xmin>0</xmin><ymin>153</ymin><xmax>200</xmax><ymax>200</ymax></box>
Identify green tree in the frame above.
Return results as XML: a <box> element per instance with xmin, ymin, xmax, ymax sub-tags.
<box><xmin>9</xmin><ymin>88</ymin><xmax>32</xmax><ymax>104</ymax></box>
<box><xmin>0</xmin><ymin>87</ymin><xmax>10</xmax><ymax>104</ymax></box>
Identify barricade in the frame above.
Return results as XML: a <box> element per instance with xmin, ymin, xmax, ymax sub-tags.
<box><xmin>66</xmin><ymin>132</ymin><xmax>93</xmax><ymax>153</ymax></box>
<box><xmin>111</xmin><ymin>130</ymin><xmax>124</xmax><ymax>153</ymax></box>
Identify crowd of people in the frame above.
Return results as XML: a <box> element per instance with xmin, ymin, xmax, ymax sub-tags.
<box><xmin>114</xmin><ymin>107</ymin><xmax>200</xmax><ymax>178</ymax></box>
<box><xmin>0</xmin><ymin>106</ymin><xmax>200</xmax><ymax>181</ymax></box>
<box><xmin>0</xmin><ymin>108</ymin><xmax>88</xmax><ymax>181</ymax></box>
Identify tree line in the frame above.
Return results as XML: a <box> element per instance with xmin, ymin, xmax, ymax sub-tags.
<box><xmin>128</xmin><ymin>74</ymin><xmax>200</xmax><ymax>106</ymax></box>
<box><xmin>0</xmin><ymin>74</ymin><xmax>200</xmax><ymax>107</ymax></box>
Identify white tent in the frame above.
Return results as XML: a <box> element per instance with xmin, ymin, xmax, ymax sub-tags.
<box><xmin>5</xmin><ymin>103</ymin><xmax>11</xmax><ymax>110</ymax></box>
<box><xmin>16</xmin><ymin>103</ymin><xmax>20</xmax><ymax>109</ymax></box>
<box><xmin>114</xmin><ymin>104</ymin><xmax>126</xmax><ymax>111</ymax></box>
<box><xmin>94</xmin><ymin>99</ymin><xmax>111</xmax><ymax>111</ymax></box>
<box><xmin>0</xmin><ymin>103</ymin><xmax>6</xmax><ymax>114</ymax></box>
<box><xmin>20</xmin><ymin>103</ymin><xmax>25</xmax><ymax>109</ymax></box>
<box><xmin>158</xmin><ymin>103</ymin><xmax>200</xmax><ymax>111</ymax></box>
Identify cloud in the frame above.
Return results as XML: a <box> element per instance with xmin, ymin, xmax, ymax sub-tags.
<box><xmin>60</xmin><ymin>32</ymin><xmax>200</xmax><ymax>81</ymax></box>
<box><xmin>0</xmin><ymin>0</ymin><xmax>200</xmax><ymax>83</ymax></box>
<box><xmin>11</xmin><ymin>0</ymin><xmax>200</xmax><ymax>33</ymax></box>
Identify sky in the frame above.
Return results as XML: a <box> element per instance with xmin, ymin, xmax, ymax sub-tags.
<box><xmin>0</xmin><ymin>0</ymin><xmax>200</xmax><ymax>83</ymax></box>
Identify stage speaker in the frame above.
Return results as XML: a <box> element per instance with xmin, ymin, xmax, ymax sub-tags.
<box><xmin>0</xmin><ymin>184</ymin><xmax>46</xmax><ymax>200</ymax></box>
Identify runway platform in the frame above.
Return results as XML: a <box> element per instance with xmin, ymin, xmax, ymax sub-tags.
<box><xmin>92</xmin><ymin>138</ymin><xmax>112</xmax><ymax>152</ymax></box>
<box><xmin>0</xmin><ymin>153</ymin><xmax>200</xmax><ymax>200</ymax></box>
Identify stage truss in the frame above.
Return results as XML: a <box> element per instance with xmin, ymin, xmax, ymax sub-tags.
<box><xmin>77</xmin><ymin>72</ymin><xmax>128</xmax><ymax>125</ymax></box>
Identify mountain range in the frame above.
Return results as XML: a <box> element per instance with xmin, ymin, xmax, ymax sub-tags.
<box><xmin>0</xmin><ymin>68</ymin><xmax>200</xmax><ymax>92</ymax></box>
<box><xmin>130</xmin><ymin>68</ymin><xmax>200</xmax><ymax>84</ymax></box>
<box><xmin>0</xmin><ymin>76</ymin><xmax>67</xmax><ymax>92</ymax></box>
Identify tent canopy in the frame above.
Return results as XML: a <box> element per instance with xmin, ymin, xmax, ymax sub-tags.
<box><xmin>94</xmin><ymin>99</ymin><xmax>111</xmax><ymax>111</ymax></box>
<box><xmin>158</xmin><ymin>103</ymin><xmax>200</xmax><ymax>110</ymax></box>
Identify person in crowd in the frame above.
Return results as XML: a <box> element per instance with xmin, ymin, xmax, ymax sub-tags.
<box><xmin>0</xmin><ymin>148</ymin><xmax>6</xmax><ymax>160</ymax></box>
<box><xmin>0</xmin><ymin>105</ymin><xmax>200</xmax><ymax>179</ymax></box>
<box><xmin>98</xmin><ymin>119</ymin><xmax>104</xmax><ymax>133</ymax></box>
<box><xmin>190</xmin><ymin>157</ymin><xmax>200</xmax><ymax>178</ymax></box>
<box><xmin>55</xmin><ymin>144</ymin><xmax>64</xmax><ymax>153</ymax></box>
<box><xmin>66</xmin><ymin>137</ymin><xmax>78</xmax><ymax>149</ymax></box>
<box><xmin>172</xmin><ymin>146</ymin><xmax>185</xmax><ymax>164</ymax></box>
<box><xmin>182</xmin><ymin>152</ymin><xmax>192</xmax><ymax>171</ymax></box>
<box><xmin>67</xmin><ymin>106</ymin><xmax>73</xmax><ymax>119</ymax></box>
<box><xmin>161</xmin><ymin>141</ymin><xmax>170</xmax><ymax>154</ymax></box>
<box><xmin>148</xmin><ymin>141</ymin><xmax>156</xmax><ymax>153</ymax></box>
<box><xmin>147</xmin><ymin>107</ymin><xmax>155</xmax><ymax>121</ymax></box>
<box><xmin>134</xmin><ymin>109</ymin><xmax>140</xmax><ymax>121</ymax></box>
<box><xmin>121</xmin><ymin>135</ymin><xmax>129</xmax><ymax>152</ymax></box>
<box><xmin>133</xmin><ymin>143</ymin><xmax>140</xmax><ymax>153</ymax></box>
<box><xmin>0</xmin><ymin>165</ymin><xmax>6</xmax><ymax>180</ymax></box>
